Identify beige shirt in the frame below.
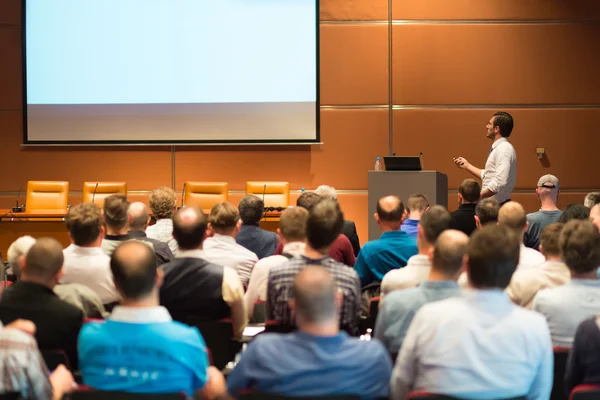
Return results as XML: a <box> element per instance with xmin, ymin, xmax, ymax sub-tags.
<box><xmin>506</xmin><ymin>261</ymin><xmax>571</xmax><ymax>309</ymax></box>
<box><xmin>203</xmin><ymin>234</ymin><xmax>259</xmax><ymax>285</ymax></box>
<box><xmin>54</xmin><ymin>283</ymin><xmax>107</xmax><ymax>319</ymax></box>
<box><xmin>381</xmin><ymin>254</ymin><xmax>431</xmax><ymax>297</ymax></box>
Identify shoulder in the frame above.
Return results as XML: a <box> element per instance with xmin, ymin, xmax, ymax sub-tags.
<box><xmin>381</xmin><ymin>287</ymin><xmax>419</xmax><ymax>310</ymax></box>
<box><xmin>336</xmin><ymin>234</ymin><xmax>352</xmax><ymax>246</ymax></box>
<box><xmin>330</xmin><ymin>260</ymin><xmax>359</xmax><ymax>280</ymax></box>
<box><xmin>236</xmin><ymin>243</ymin><xmax>259</xmax><ymax>260</ymax></box>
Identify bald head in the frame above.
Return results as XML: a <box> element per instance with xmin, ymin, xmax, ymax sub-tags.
<box><xmin>431</xmin><ymin>230</ymin><xmax>469</xmax><ymax>278</ymax></box>
<box><xmin>291</xmin><ymin>267</ymin><xmax>338</xmax><ymax>325</ymax></box>
<box><xmin>376</xmin><ymin>195</ymin><xmax>404</xmax><ymax>228</ymax></box>
<box><xmin>173</xmin><ymin>206</ymin><xmax>208</xmax><ymax>250</ymax></box>
<box><xmin>22</xmin><ymin>237</ymin><xmax>64</xmax><ymax>284</ymax></box>
<box><xmin>111</xmin><ymin>241</ymin><xmax>157</xmax><ymax>300</ymax></box>
<box><xmin>128</xmin><ymin>202</ymin><xmax>150</xmax><ymax>231</ymax></box>
<box><xmin>498</xmin><ymin>201</ymin><xmax>527</xmax><ymax>232</ymax></box>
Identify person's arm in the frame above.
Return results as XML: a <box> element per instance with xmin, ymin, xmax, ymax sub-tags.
<box><xmin>481</xmin><ymin>145</ymin><xmax>513</xmax><ymax>199</ymax></box>
<box><xmin>354</xmin><ymin>251</ymin><xmax>374</xmax><ymax>287</ymax></box>
<box><xmin>49</xmin><ymin>364</ymin><xmax>75</xmax><ymax>400</ymax></box>
<box><xmin>453</xmin><ymin>157</ymin><xmax>483</xmax><ymax>180</ymax></box>
<box><xmin>222</xmin><ymin>267</ymin><xmax>248</xmax><ymax>339</ymax></box>
<box><xmin>565</xmin><ymin>320</ymin><xmax>588</xmax><ymax>395</ymax></box>
<box><xmin>244</xmin><ymin>261</ymin><xmax>267</xmax><ymax>319</ymax></box>
<box><xmin>529</xmin><ymin>319</ymin><xmax>554</xmax><ymax>400</ymax></box>
<box><xmin>374</xmin><ymin>299</ymin><xmax>390</xmax><ymax>350</ymax></box>
<box><xmin>226</xmin><ymin>339</ymin><xmax>260</xmax><ymax>398</ymax></box>
<box><xmin>195</xmin><ymin>366</ymin><xmax>227</xmax><ymax>400</ymax></box>
<box><xmin>390</xmin><ymin>310</ymin><xmax>422</xmax><ymax>400</ymax></box>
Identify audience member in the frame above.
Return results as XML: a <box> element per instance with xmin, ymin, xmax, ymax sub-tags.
<box><xmin>559</xmin><ymin>203</ymin><xmax>590</xmax><ymax>223</ymax></box>
<box><xmin>245</xmin><ymin>207</ymin><xmax>308</xmax><ymax>319</ymax></box>
<box><xmin>400</xmin><ymin>194</ymin><xmax>429</xmax><ymax>237</ymax></box>
<box><xmin>160</xmin><ymin>207</ymin><xmax>247</xmax><ymax>338</ymax></box>
<box><xmin>203</xmin><ymin>202</ymin><xmax>259</xmax><ymax>285</ymax></box>
<box><xmin>449</xmin><ymin>179</ymin><xmax>480</xmax><ymax>236</ymax></box>
<box><xmin>589</xmin><ymin>203</ymin><xmax>600</xmax><ymax>231</ymax></box>
<box><xmin>474</xmin><ymin>197</ymin><xmax>500</xmax><ymax>228</ymax></box>
<box><xmin>506</xmin><ymin>223</ymin><xmax>570</xmax><ymax>309</ymax></box>
<box><xmin>128</xmin><ymin>202</ymin><xmax>174</xmax><ymax>265</ymax></box>
<box><xmin>565</xmin><ymin>316</ymin><xmax>600</xmax><ymax>394</ymax></box>
<box><xmin>228</xmin><ymin>267</ymin><xmax>391</xmax><ymax>398</ymax></box>
<box><xmin>267</xmin><ymin>200</ymin><xmax>361</xmax><ymax>335</ymax></box>
<box><xmin>63</xmin><ymin>203</ymin><xmax>120</xmax><ymax>305</ymax></box>
<box><xmin>533</xmin><ymin>220</ymin><xmax>600</xmax><ymax>347</ymax></box>
<box><xmin>375</xmin><ymin>230</ymin><xmax>467</xmax><ymax>354</ymax></box>
<box><xmin>498</xmin><ymin>201</ymin><xmax>545</xmax><ymax>269</ymax></box>
<box><xmin>381</xmin><ymin>206</ymin><xmax>451</xmax><ymax>295</ymax></box>
<box><xmin>315</xmin><ymin>185</ymin><xmax>361</xmax><ymax>256</ymax></box>
<box><xmin>584</xmin><ymin>192</ymin><xmax>600</xmax><ymax>209</ymax></box>
<box><xmin>6</xmin><ymin>235</ymin><xmax>35</xmax><ymax>278</ymax></box>
<box><xmin>0</xmin><ymin>238</ymin><xmax>83</xmax><ymax>368</ymax></box>
<box><xmin>79</xmin><ymin>241</ymin><xmax>226</xmax><ymax>398</ymax></box>
<box><xmin>235</xmin><ymin>195</ymin><xmax>279</xmax><ymax>259</ymax></box>
<box><xmin>146</xmin><ymin>186</ymin><xmax>179</xmax><ymax>254</ymax></box>
<box><xmin>524</xmin><ymin>175</ymin><xmax>562</xmax><ymax>250</ymax></box>
<box><xmin>391</xmin><ymin>224</ymin><xmax>552</xmax><ymax>400</ymax></box>
<box><xmin>354</xmin><ymin>196</ymin><xmax>418</xmax><ymax>287</ymax></box>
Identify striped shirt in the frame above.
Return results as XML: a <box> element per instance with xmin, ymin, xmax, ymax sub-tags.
<box><xmin>266</xmin><ymin>255</ymin><xmax>361</xmax><ymax>335</ymax></box>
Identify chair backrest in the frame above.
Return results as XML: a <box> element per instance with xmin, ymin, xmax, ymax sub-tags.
<box><xmin>25</xmin><ymin>181</ymin><xmax>69</xmax><ymax>210</ymax></box>
<box><xmin>41</xmin><ymin>349</ymin><xmax>72</xmax><ymax>371</ymax></box>
<box><xmin>239</xmin><ymin>393</ymin><xmax>360</xmax><ymax>400</ymax></box>
<box><xmin>252</xmin><ymin>300</ymin><xmax>267</xmax><ymax>323</ymax></box>
<box><xmin>0</xmin><ymin>393</ymin><xmax>22</xmax><ymax>400</ymax></box>
<box><xmin>183</xmin><ymin>318</ymin><xmax>241</xmax><ymax>370</ymax></box>
<box><xmin>71</xmin><ymin>391</ymin><xmax>186</xmax><ymax>399</ymax></box>
<box><xmin>82</xmin><ymin>182</ymin><xmax>127</xmax><ymax>207</ymax></box>
<box><xmin>264</xmin><ymin>320</ymin><xmax>296</xmax><ymax>334</ymax></box>
<box><xmin>183</xmin><ymin>182</ymin><xmax>228</xmax><ymax>210</ymax></box>
<box><xmin>570</xmin><ymin>384</ymin><xmax>600</xmax><ymax>400</ymax></box>
<box><xmin>408</xmin><ymin>393</ymin><xmax>526</xmax><ymax>400</ymax></box>
<box><xmin>245</xmin><ymin>182</ymin><xmax>290</xmax><ymax>209</ymax></box>
<box><xmin>552</xmin><ymin>347</ymin><xmax>570</xmax><ymax>400</ymax></box>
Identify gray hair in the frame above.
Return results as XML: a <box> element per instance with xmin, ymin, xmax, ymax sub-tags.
<box><xmin>584</xmin><ymin>192</ymin><xmax>600</xmax><ymax>209</ymax></box>
<box><xmin>7</xmin><ymin>236</ymin><xmax>37</xmax><ymax>278</ymax></box>
<box><xmin>292</xmin><ymin>267</ymin><xmax>337</xmax><ymax>324</ymax></box>
<box><xmin>314</xmin><ymin>185</ymin><xmax>338</xmax><ymax>201</ymax></box>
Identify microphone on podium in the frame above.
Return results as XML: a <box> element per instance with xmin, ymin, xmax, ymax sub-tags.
<box><xmin>91</xmin><ymin>183</ymin><xmax>99</xmax><ymax>205</ymax></box>
<box><xmin>180</xmin><ymin>183</ymin><xmax>186</xmax><ymax>209</ymax></box>
<box><xmin>12</xmin><ymin>182</ymin><xmax>25</xmax><ymax>213</ymax></box>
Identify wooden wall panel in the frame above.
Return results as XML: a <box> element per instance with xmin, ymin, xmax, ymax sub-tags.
<box><xmin>321</xmin><ymin>0</ymin><xmax>388</xmax><ymax>21</ymax></box>
<box><xmin>392</xmin><ymin>24</ymin><xmax>600</xmax><ymax>105</ymax></box>
<box><xmin>0</xmin><ymin>27</ymin><xmax>22</xmax><ymax>108</ymax></box>
<box><xmin>320</xmin><ymin>24</ymin><xmax>389</xmax><ymax>105</ymax></box>
<box><xmin>0</xmin><ymin>0</ymin><xmax>20</xmax><ymax>25</ymax></box>
<box><xmin>393</xmin><ymin>0</ymin><xmax>600</xmax><ymax>20</ymax></box>
<box><xmin>446</xmin><ymin>192</ymin><xmax>590</xmax><ymax>213</ymax></box>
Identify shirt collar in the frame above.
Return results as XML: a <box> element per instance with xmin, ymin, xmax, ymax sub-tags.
<box><xmin>407</xmin><ymin>254</ymin><xmax>431</xmax><ymax>267</ymax></box>
<box><xmin>127</xmin><ymin>230</ymin><xmax>147</xmax><ymax>239</ymax></box>
<box><xmin>110</xmin><ymin>306</ymin><xmax>172</xmax><ymax>324</ymax></box>
<box><xmin>492</xmin><ymin>137</ymin><xmax>508</xmax><ymax>149</ymax></box>
<box><xmin>282</xmin><ymin>242</ymin><xmax>306</xmax><ymax>256</ymax></box>
<box><xmin>66</xmin><ymin>243</ymin><xmax>105</xmax><ymax>255</ymax></box>
<box><xmin>176</xmin><ymin>249</ymin><xmax>206</xmax><ymax>259</ymax></box>
<box><xmin>458</xmin><ymin>203</ymin><xmax>477</xmax><ymax>210</ymax></box>
<box><xmin>154</xmin><ymin>218</ymin><xmax>173</xmax><ymax>226</ymax></box>
<box><xmin>402</xmin><ymin>219</ymin><xmax>419</xmax><ymax>227</ymax></box>
<box><xmin>381</xmin><ymin>230</ymin><xmax>410</xmax><ymax>239</ymax></box>
<box><xmin>210</xmin><ymin>233</ymin><xmax>237</xmax><ymax>244</ymax></box>
<box><xmin>419</xmin><ymin>280</ymin><xmax>459</xmax><ymax>289</ymax></box>
<box><xmin>462</xmin><ymin>288</ymin><xmax>511</xmax><ymax>303</ymax></box>
<box><xmin>104</xmin><ymin>234</ymin><xmax>132</xmax><ymax>241</ymax></box>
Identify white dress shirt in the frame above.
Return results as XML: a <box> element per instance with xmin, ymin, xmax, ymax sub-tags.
<box><xmin>381</xmin><ymin>254</ymin><xmax>431</xmax><ymax>296</ymax></box>
<box><xmin>146</xmin><ymin>218</ymin><xmax>178</xmax><ymax>254</ymax></box>
<box><xmin>391</xmin><ymin>290</ymin><xmax>553</xmax><ymax>400</ymax></box>
<box><xmin>62</xmin><ymin>244</ymin><xmax>120</xmax><ymax>304</ymax></box>
<box><xmin>244</xmin><ymin>242</ymin><xmax>305</xmax><ymax>318</ymax></box>
<box><xmin>203</xmin><ymin>234</ymin><xmax>259</xmax><ymax>284</ymax></box>
<box><xmin>481</xmin><ymin>137</ymin><xmax>517</xmax><ymax>203</ymax></box>
<box><xmin>505</xmin><ymin>260</ymin><xmax>570</xmax><ymax>309</ymax></box>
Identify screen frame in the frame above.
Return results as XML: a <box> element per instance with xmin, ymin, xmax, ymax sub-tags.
<box><xmin>21</xmin><ymin>0</ymin><xmax>320</xmax><ymax>145</ymax></box>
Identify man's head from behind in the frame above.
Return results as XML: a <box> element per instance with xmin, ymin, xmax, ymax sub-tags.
<box><xmin>289</xmin><ymin>267</ymin><xmax>341</xmax><ymax>328</ymax></box>
<box><xmin>418</xmin><ymin>205</ymin><xmax>452</xmax><ymax>248</ymax></box>
<box><xmin>306</xmin><ymin>200</ymin><xmax>344</xmax><ymax>253</ymax></box>
<box><xmin>559</xmin><ymin>204</ymin><xmax>590</xmax><ymax>223</ymax></box>
<box><xmin>128</xmin><ymin>202</ymin><xmax>150</xmax><ymax>232</ymax></box>
<box><xmin>238</xmin><ymin>195</ymin><xmax>264</xmax><ymax>226</ymax></box>
<box><xmin>475</xmin><ymin>198</ymin><xmax>500</xmax><ymax>228</ymax></box>
<box><xmin>406</xmin><ymin>194</ymin><xmax>429</xmax><ymax>219</ymax></box>
<box><xmin>20</xmin><ymin>237</ymin><xmax>65</xmax><ymax>287</ymax></box>
<box><xmin>590</xmin><ymin>204</ymin><xmax>600</xmax><ymax>231</ymax></box>
<box><xmin>375</xmin><ymin>195</ymin><xmax>404</xmax><ymax>231</ymax></box>
<box><xmin>536</xmin><ymin>174</ymin><xmax>560</xmax><ymax>203</ymax></box>
<box><xmin>278</xmin><ymin>207</ymin><xmax>309</xmax><ymax>244</ymax></box>
<box><xmin>498</xmin><ymin>201</ymin><xmax>528</xmax><ymax>238</ymax></box>
<box><xmin>296</xmin><ymin>192</ymin><xmax>323</xmax><ymax>212</ymax></box>
<box><xmin>65</xmin><ymin>203</ymin><xmax>103</xmax><ymax>246</ymax></box>
<box><xmin>173</xmin><ymin>207</ymin><xmax>208</xmax><ymax>250</ymax></box>
<box><xmin>467</xmin><ymin>224</ymin><xmax>520</xmax><ymax>289</ymax></box>
<box><xmin>209</xmin><ymin>202</ymin><xmax>241</xmax><ymax>236</ymax></box>
<box><xmin>584</xmin><ymin>192</ymin><xmax>600</xmax><ymax>209</ymax></box>
<box><xmin>559</xmin><ymin>220</ymin><xmax>600</xmax><ymax>276</ymax></box>
<box><xmin>103</xmin><ymin>194</ymin><xmax>130</xmax><ymax>232</ymax></box>
<box><xmin>314</xmin><ymin>185</ymin><xmax>338</xmax><ymax>202</ymax></box>
<box><xmin>111</xmin><ymin>241</ymin><xmax>160</xmax><ymax>301</ymax></box>
<box><xmin>539</xmin><ymin>222</ymin><xmax>564</xmax><ymax>260</ymax></box>
<box><xmin>7</xmin><ymin>236</ymin><xmax>36</xmax><ymax>279</ymax></box>
<box><xmin>458</xmin><ymin>179</ymin><xmax>481</xmax><ymax>205</ymax></box>
<box><xmin>430</xmin><ymin>230</ymin><xmax>469</xmax><ymax>279</ymax></box>
<box><xmin>148</xmin><ymin>186</ymin><xmax>177</xmax><ymax>220</ymax></box>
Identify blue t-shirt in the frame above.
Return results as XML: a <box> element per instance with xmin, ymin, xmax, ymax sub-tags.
<box><xmin>400</xmin><ymin>219</ymin><xmax>419</xmax><ymax>237</ymax></box>
<box><xmin>227</xmin><ymin>331</ymin><xmax>392</xmax><ymax>399</ymax></box>
<box><xmin>79</xmin><ymin>319</ymin><xmax>209</xmax><ymax>396</ymax></box>
<box><xmin>354</xmin><ymin>230</ymin><xmax>418</xmax><ymax>286</ymax></box>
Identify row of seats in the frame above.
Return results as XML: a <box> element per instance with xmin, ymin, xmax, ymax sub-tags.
<box><xmin>21</xmin><ymin>181</ymin><xmax>291</xmax><ymax>211</ymax></box>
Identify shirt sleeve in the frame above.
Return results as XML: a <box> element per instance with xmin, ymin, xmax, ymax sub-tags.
<box><xmin>222</xmin><ymin>267</ymin><xmax>248</xmax><ymax>338</ymax></box>
<box><xmin>390</xmin><ymin>309</ymin><xmax>422</xmax><ymax>400</ymax></box>
<box><xmin>244</xmin><ymin>261</ymin><xmax>267</xmax><ymax>319</ymax></box>
<box><xmin>486</xmin><ymin>144</ymin><xmax>513</xmax><ymax>194</ymax></box>
<box><xmin>353</xmin><ymin>251</ymin><xmax>374</xmax><ymax>287</ymax></box>
<box><xmin>340</xmin><ymin>235</ymin><xmax>356</xmax><ymax>267</ymax></box>
<box><xmin>226</xmin><ymin>338</ymin><xmax>260</xmax><ymax>397</ymax></box>
<box><xmin>529</xmin><ymin>319</ymin><xmax>553</xmax><ymax>400</ymax></box>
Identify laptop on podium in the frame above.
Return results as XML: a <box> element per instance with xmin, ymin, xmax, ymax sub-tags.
<box><xmin>383</xmin><ymin>153</ymin><xmax>423</xmax><ymax>171</ymax></box>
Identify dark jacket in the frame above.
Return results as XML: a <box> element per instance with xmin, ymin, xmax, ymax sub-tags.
<box><xmin>128</xmin><ymin>230</ymin><xmax>174</xmax><ymax>265</ymax></box>
<box><xmin>449</xmin><ymin>203</ymin><xmax>478</xmax><ymax>236</ymax></box>
<box><xmin>235</xmin><ymin>225</ymin><xmax>279</xmax><ymax>259</ymax></box>
<box><xmin>342</xmin><ymin>220</ymin><xmax>361</xmax><ymax>257</ymax></box>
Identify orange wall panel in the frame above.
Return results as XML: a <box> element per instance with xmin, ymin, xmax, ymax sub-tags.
<box><xmin>0</xmin><ymin>0</ymin><xmax>21</xmax><ymax>25</ymax></box>
<box><xmin>321</xmin><ymin>0</ymin><xmax>388</xmax><ymax>21</ymax></box>
<box><xmin>0</xmin><ymin>27</ymin><xmax>22</xmax><ymax>109</ymax></box>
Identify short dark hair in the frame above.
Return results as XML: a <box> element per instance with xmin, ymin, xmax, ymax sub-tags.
<box><xmin>407</xmin><ymin>194</ymin><xmax>429</xmax><ymax>213</ymax></box>
<box><xmin>539</xmin><ymin>222</ymin><xmax>564</xmax><ymax>257</ymax></box>
<box><xmin>111</xmin><ymin>241</ymin><xmax>157</xmax><ymax>300</ymax></box>
<box><xmin>24</xmin><ymin>237</ymin><xmax>64</xmax><ymax>281</ymax></box>
<box><xmin>376</xmin><ymin>196</ymin><xmax>404</xmax><ymax>223</ymax></box>
<box><xmin>238</xmin><ymin>195</ymin><xmax>263</xmax><ymax>225</ymax></box>
<box><xmin>459</xmin><ymin>179</ymin><xmax>481</xmax><ymax>203</ymax></box>
<box><xmin>173</xmin><ymin>207</ymin><xmax>208</xmax><ymax>250</ymax></box>
<box><xmin>65</xmin><ymin>203</ymin><xmax>102</xmax><ymax>246</ymax></box>
<box><xmin>468</xmin><ymin>224</ymin><xmax>520</xmax><ymax>289</ymax></box>
<box><xmin>420</xmin><ymin>205</ymin><xmax>451</xmax><ymax>243</ymax></box>
<box><xmin>558</xmin><ymin>204</ymin><xmax>590</xmax><ymax>223</ymax></box>
<box><xmin>475</xmin><ymin>198</ymin><xmax>500</xmax><ymax>225</ymax></box>
<box><xmin>306</xmin><ymin>200</ymin><xmax>344</xmax><ymax>251</ymax></box>
<box><xmin>493</xmin><ymin>112</ymin><xmax>514</xmax><ymax>138</ymax></box>
<box><xmin>560</xmin><ymin>220</ymin><xmax>600</xmax><ymax>274</ymax></box>
<box><xmin>209</xmin><ymin>202</ymin><xmax>240</xmax><ymax>234</ymax></box>
<box><xmin>584</xmin><ymin>192</ymin><xmax>600</xmax><ymax>208</ymax></box>
<box><xmin>279</xmin><ymin>207</ymin><xmax>308</xmax><ymax>241</ymax></box>
<box><xmin>103</xmin><ymin>194</ymin><xmax>130</xmax><ymax>230</ymax></box>
<box><xmin>296</xmin><ymin>192</ymin><xmax>323</xmax><ymax>212</ymax></box>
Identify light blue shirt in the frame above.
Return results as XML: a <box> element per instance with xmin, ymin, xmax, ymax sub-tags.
<box><xmin>375</xmin><ymin>280</ymin><xmax>460</xmax><ymax>354</ymax></box>
<box><xmin>392</xmin><ymin>290</ymin><xmax>553</xmax><ymax>400</ymax></box>
<box><xmin>400</xmin><ymin>219</ymin><xmax>419</xmax><ymax>237</ymax></box>
<box><xmin>533</xmin><ymin>279</ymin><xmax>600</xmax><ymax>348</ymax></box>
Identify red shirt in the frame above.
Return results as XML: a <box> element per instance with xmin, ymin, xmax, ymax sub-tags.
<box><xmin>274</xmin><ymin>234</ymin><xmax>356</xmax><ymax>267</ymax></box>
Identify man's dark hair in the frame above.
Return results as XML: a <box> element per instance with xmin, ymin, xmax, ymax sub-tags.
<box><xmin>406</xmin><ymin>194</ymin><xmax>429</xmax><ymax>213</ymax></box>
<box><xmin>539</xmin><ymin>222</ymin><xmax>564</xmax><ymax>257</ymax></box>
<box><xmin>468</xmin><ymin>224</ymin><xmax>520</xmax><ymax>289</ymax></box>
<box><xmin>493</xmin><ymin>112</ymin><xmax>514</xmax><ymax>138</ymax></box>
<box><xmin>306</xmin><ymin>200</ymin><xmax>344</xmax><ymax>251</ymax></box>
<box><xmin>24</xmin><ymin>237</ymin><xmax>64</xmax><ymax>282</ymax></box>
<box><xmin>459</xmin><ymin>179</ymin><xmax>481</xmax><ymax>203</ymax></box>
<box><xmin>238</xmin><ymin>195</ymin><xmax>264</xmax><ymax>226</ymax></box>
<box><xmin>420</xmin><ymin>205</ymin><xmax>452</xmax><ymax>243</ymax></box>
<box><xmin>103</xmin><ymin>194</ymin><xmax>130</xmax><ymax>230</ymax></box>
<box><xmin>559</xmin><ymin>220</ymin><xmax>600</xmax><ymax>274</ymax></box>
<box><xmin>558</xmin><ymin>204</ymin><xmax>590</xmax><ymax>223</ymax></box>
<box><xmin>65</xmin><ymin>203</ymin><xmax>102</xmax><ymax>246</ymax></box>
<box><xmin>475</xmin><ymin>198</ymin><xmax>500</xmax><ymax>225</ymax></box>
<box><xmin>296</xmin><ymin>192</ymin><xmax>323</xmax><ymax>212</ymax></box>
<box><xmin>376</xmin><ymin>196</ymin><xmax>404</xmax><ymax>223</ymax></box>
<box><xmin>173</xmin><ymin>207</ymin><xmax>208</xmax><ymax>250</ymax></box>
<box><xmin>584</xmin><ymin>192</ymin><xmax>600</xmax><ymax>209</ymax></box>
<box><xmin>111</xmin><ymin>241</ymin><xmax>157</xmax><ymax>300</ymax></box>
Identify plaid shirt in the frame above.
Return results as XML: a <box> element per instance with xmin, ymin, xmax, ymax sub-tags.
<box><xmin>266</xmin><ymin>254</ymin><xmax>361</xmax><ymax>335</ymax></box>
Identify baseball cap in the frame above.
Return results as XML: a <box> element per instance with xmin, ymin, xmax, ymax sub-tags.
<box><xmin>537</xmin><ymin>174</ymin><xmax>559</xmax><ymax>189</ymax></box>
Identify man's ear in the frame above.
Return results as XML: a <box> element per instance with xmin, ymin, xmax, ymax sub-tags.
<box><xmin>427</xmin><ymin>246</ymin><xmax>435</xmax><ymax>265</ymax></box>
<box><xmin>19</xmin><ymin>255</ymin><xmax>26</xmax><ymax>273</ymax></box>
<box><xmin>474</xmin><ymin>215</ymin><xmax>481</xmax><ymax>229</ymax></box>
<box><xmin>417</xmin><ymin>224</ymin><xmax>425</xmax><ymax>241</ymax></box>
<box><xmin>523</xmin><ymin>221</ymin><xmax>529</xmax><ymax>235</ymax></box>
<box><xmin>335</xmin><ymin>291</ymin><xmax>343</xmax><ymax>311</ymax></box>
<box><xmin>156</xmin><ymin>268</ymin><xmax>164</xmax><ymax>289</ymax></box>
<box><xmin>374</xmin><ymin>213</ymin><xmax>380</xmax><ymax>224</ymax></box>
<box><xmin>539</xmin><ymin>244</ymin><xmax>545</xmax><ymax>257</ymax></box>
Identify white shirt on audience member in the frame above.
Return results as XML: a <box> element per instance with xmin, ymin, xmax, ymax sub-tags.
<box><xmin>381</xmin><ymin>254</ymin><xmax>431</xmax><ymax>296</ymax></box>
<box><xmin>392</xmin><ymin>289</ymin><xmax>552</xmax><ymax>400</ymax></box>
<box><xmin>62</xmin><ymin>244</ymin><xmax>120</xmax><ymax>304</ymax></box>
<box><xmin>146</xmin><ymin>218</ymin><xmax>178</xmax><ymax>255</ymax></box>
<box><xmin>505</xmin><ymin>260</ymin><xmax>570</xmax><ymax>309</ymax></box>
<box><xmin>203</xmin><ymin>234</ymin><xmax>259</xmax><ymax>285</ymax></box>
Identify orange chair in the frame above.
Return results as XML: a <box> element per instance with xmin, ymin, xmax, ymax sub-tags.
<box><xmin>570</xmin><ymin>385</ymin><xmax>600</xmax><ymax>400</ymax></box>
<box><xmin>25</xmin><ymin>181</ymin><xmax>69</xmax><ymax>210</ymax></box>
<box><xmin>245</xmin><ymin>181</ymin><xmax>290</xmax><ymax>210</ymax></box>
<box><xmin>183</xmin><ymin>182</ymin><xmax>228</xmax><ymax>210</ymax></box>
<box><xmin>82</xmin><ymin>182</ymin><xmax>127</xmax><ymax>207</ymax></box>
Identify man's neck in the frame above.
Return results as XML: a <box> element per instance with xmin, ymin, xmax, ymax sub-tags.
<box><xmin>120</xmin><ymin>292</ymin><xmax>160</xmax><ymax>308</ymax></box>
<box><xmin>544</xmin><ymin>255</ymin><xmax>562</xmax><ymax>262</ymax></box>
<box><xmin>571</xmin><ymin>271</ymin><xmax>598</xmax><ymax>280</ymax></box>
<box><xmin>379</xmin><ymin>223</ymin><xmax>401</xmax><ymax>234</ymax></box>
<box><xmin>539</xmin><ymin>197</ymin><xmax>559</xmax><ymax>211</ymax></box>
<box><xmin>20</xmin><ymin>275</ymin><xmax>54</xmax><ymax>289</ymax></box>
<box><xmin>74</xmin><ymin>239</ymin><xmax>102</xmax><ymax>248</ymax></box>
<box><xmin>428</xmin><ymin>269</ymin><xmax>457</xmax><ymax>282</ymax></box>
<box><xmin>106</xmin><ymin>228</ymin><xmax>129</xmax><ymax>236</ymax></box>
<box><xmin>304</xmin><ymin>243</ymin><xmax>327</xmax><ymax>259</ymax></box>
<box><xmin>407</xmin><ymin>212</ymin><xmax>422</xmax><ymax>221</ymax></box>
<box><xmin>493</xmin><ymin>134</ymin><xmax>504</xmax><ymax>143</ymax></box>
<box><xmin>418</xmin><ymin>242</ymin><xmax>433</xmax><ymax>256</ymax></box>
<box><xmin>298</xmin><ymin>320</ymin><xmax>339</xmax><ymax>337</ymax></box>
<box><xmin>459</xmin><ymin>201</ymin><xmax>477</xmax><ymax>206</ymax></box>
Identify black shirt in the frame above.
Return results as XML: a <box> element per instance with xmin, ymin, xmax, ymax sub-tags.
<box><xmin>128</xmin><ymin>230</ymin><xmax>174</xmax><ymax>266</ymax></box>
<box><xmin>449</xmin><ymin>203</ymin><xmax>478</xmax><ymax>236</ymax></box>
